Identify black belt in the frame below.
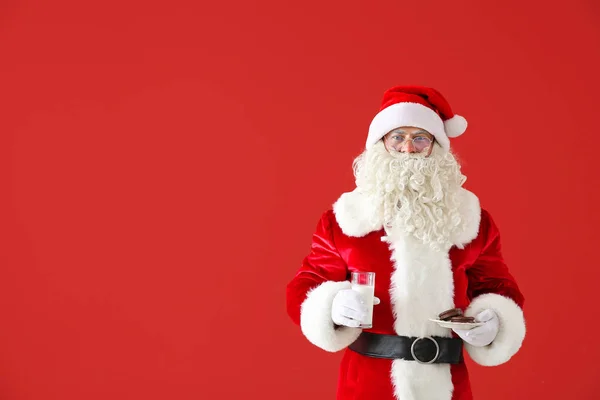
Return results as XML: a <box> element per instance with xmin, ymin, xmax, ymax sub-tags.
<box><xmin>349</xmin><ymin>331</ymin><xmax>463</xmax><ymax>364</ymax></box>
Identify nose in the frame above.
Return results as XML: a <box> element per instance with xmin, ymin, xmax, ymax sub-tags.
<box><xmin>401</xmin><ymin>140</ymin><xmax>416</xmax><ymax>153</ymax></box>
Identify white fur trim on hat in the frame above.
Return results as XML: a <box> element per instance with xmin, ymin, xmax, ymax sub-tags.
<box><xmin>367</xmin><ymin>102</ymin><xmax>450</xmax><ymax>150</ymax></box>
<box><xmin>444</xmin><ymin>115</ymin><xmax>468</xmax><ymax>138</ymax></box>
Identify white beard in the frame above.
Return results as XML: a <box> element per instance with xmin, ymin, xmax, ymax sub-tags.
<box><xmin>352</xmin><ymin>141</ymin><xmax>467</xmax><ymax>251</ymax></box>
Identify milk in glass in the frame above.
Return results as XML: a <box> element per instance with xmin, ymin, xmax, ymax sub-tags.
<box><xmin>351</xmin><ymin>272</ymin><xmax>376</xmax><ymax>328</ymax></box>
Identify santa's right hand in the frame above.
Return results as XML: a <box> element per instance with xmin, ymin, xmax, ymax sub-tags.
<box><xmin>331</xmin><ymin>289</ymin><xmax>369</xmax><ymax>328</ymax></box>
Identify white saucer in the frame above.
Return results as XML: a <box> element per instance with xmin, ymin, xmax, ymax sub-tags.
<box><xmin>429</xmin><ymin>318</ymin><xmax>484</xmax><ymax>330</ymax></box>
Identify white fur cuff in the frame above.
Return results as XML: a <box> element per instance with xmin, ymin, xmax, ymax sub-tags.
<box><xmin>300</xmin><ymin>281</ymin><xmax>362</xmax><ymax>352</ymax></box>
<box><xmin>464</xmin><ymin>293</ymin><xmax>526</xmax><ymax>366</ymax></box>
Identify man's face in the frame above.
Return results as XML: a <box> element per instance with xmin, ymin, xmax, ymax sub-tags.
<box><xmin>382</xmin><ymin>126</ymin><xmax>435</xmax><ymax>157</ymax></box>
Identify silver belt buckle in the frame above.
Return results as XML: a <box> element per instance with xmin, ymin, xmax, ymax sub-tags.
<box><xmin>410</xmin><ymin>336</ymin><xmax>440</xmax><ymax>364</ymax></box>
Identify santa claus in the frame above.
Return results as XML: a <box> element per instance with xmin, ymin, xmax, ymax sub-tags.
<box><xmin>286</xmin><ymin>86</ymin><xmax>526</xmax><ymax>400</ymax></box>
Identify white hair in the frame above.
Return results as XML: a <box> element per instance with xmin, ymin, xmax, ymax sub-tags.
<box><xmin>352</xmin><ymin>141</ymin><xmax>467</xmax><ymax>251</ymax></box>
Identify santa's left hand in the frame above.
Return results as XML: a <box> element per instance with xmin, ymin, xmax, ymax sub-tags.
<box><xmin>452</xmin><ymin>309</ymin><xmax>499</xmax><ymax>347</ymax></box>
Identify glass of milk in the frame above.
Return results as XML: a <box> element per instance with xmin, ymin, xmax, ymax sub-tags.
<box><xmin>351</xmin><ymin>271</ymin><xmax>376</xmax><ymax>328</ymax></box>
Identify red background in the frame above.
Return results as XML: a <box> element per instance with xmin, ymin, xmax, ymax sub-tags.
<box><xmin>1</xmin><ymin>1</ymin><xmax>599</xmax><ymax>399</ymax></box>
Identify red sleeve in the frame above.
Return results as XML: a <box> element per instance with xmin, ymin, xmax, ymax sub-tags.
<box><xmin>466</xmin><ymin>209</ymin><xmax>525</xmax><ymax>308</ymax></box>
<box><xmin>286</xmin><ymin>210</ymin><xmax>349</xmax><ymax>326</ymax></box>
<box><xmin>462</xmin><ymin>209</ymin><xmax>527</xmax><ymax>366</ymax></box>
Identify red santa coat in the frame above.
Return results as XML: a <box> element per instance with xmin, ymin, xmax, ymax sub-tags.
<box><xmin>286</xmin><ymin>188</ymin><xmax>526</xmax><ymax>400</ymax></box>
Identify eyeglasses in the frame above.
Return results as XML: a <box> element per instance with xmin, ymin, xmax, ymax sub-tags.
<box><xmin>384</xmin><ymin>133</ymin><xmax>434</xmax><ymax>153</ymax></box>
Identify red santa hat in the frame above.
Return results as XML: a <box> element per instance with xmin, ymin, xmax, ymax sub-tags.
<box><xmin>366</xmin><ymin>85</ymin><xmax>467</xmax><ymax>151</ymax></box>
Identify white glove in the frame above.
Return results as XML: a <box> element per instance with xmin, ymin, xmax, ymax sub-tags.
<box><xmin>331</xmin><ymin>289</ymin><xmax>381</xmax><ymax>328</ymax></box>
<box><xmin>452</xmin><ymin>309</ymin><xmax>499</xmax><ymax>347</ymax></box>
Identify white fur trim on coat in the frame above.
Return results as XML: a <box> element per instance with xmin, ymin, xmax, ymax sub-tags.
<box><xmin>452</xmin><ymin>189</ymin><xmax>481</xmax><ymax>248</ymax></box>
<box><xmin>381</xmin><ymin>191</ymin><xmax>480</xmax><ymax>400</ymax></box>
<box><xmin>385</xmin><ymin>230</ymin><xmax>457</xmax><ymax>400</ymax></box>
<box><xmin>333</xmin><ymin>190</ymin><xmax>383</xmax><ymax>237</ymax></box>
<box><xmin>463</xmin><ymin>293</ymin><xmax>526</xmax><ymax>366</ymax></box>
<box><xmin>300</xmin><ymin>281</ymin><xmax>362</xmax><ymax>352</ymax></box>
<box><xmin>334</xmin><ymin>188</ymin><xmax>481</xmax><ymax>247</ymax></box>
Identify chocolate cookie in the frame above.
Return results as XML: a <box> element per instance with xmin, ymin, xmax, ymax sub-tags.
<box><xmin>450</xmin><ymin>316</ymin><xmax>476</xmax><ymax>323</ymax></box>
<box><xmin>438</xmin><ymin>308</ymin><xmax>463</xmax><ymax>321</ymax></box>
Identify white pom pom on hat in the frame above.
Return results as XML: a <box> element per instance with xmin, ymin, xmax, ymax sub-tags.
<box><xmin>444</xmin><ymin>114</ymin><xmax>468</xmax><ymax>138</ymax></box>
<box><xmin>366</xmin><ymin>85</ymin><xmax>467</xmax><ymax>151</ymax></box>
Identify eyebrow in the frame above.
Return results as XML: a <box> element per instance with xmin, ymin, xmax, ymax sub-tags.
<box><xmin>390</xmin><ymin>129</ymin><xmax>430</xmax><ymax>135</ymax></box>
